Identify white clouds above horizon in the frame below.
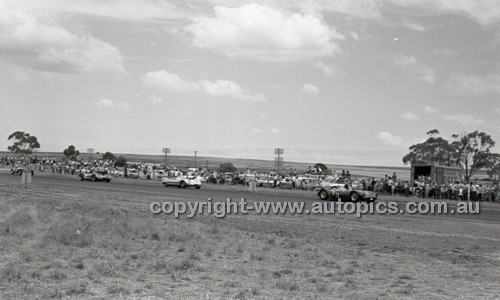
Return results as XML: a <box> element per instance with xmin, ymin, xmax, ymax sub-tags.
<box><xmin>142</xmin><ymin>70</ymin><xmax>267</xmax><ymax>102</ymax></box>
<box><xmin>0</xmin><ymin>2</ymin><xmax>125</xmax><ymax>74</ymax></box>
<box><xmin>446</xmin><ymin>73</ymin><xmax>500</xmax><ymax>95</ymax></box>
<box><xmin>442</xmin><ymin>114</ymin><xmax>485</xmax><ymax>127</ymax></box>
<box><xmin>182</xmin><ymin>3</ymin><xmax>344</xmax><ymax>61</ymax></box>
<box><xmin>302</xmin><ymin>83</ymin><xmax>320</xmax><ymax>95</ymax></box>
<box><xmin>96</xmin><ymin>98</ymin><xmax>130</xmax><ymax>111</ymax></box>
<box><xmin>393</xmin><ymin>55</ymin><xmax>436</xmax><ymax>84</ymax></box>
<box><xmin>423</xmin><ymin>105</ymin><xmax>439</xmax><ymax>115</ymax></box>
<box><xmin>400</xmin><ymin>111</ymin><xmax>420</xmax><ymax>121</ymax></box>
<box><xmin>377</xmin><ymin>132</ymin><xmax>403</xmax><ymax>146</ymax></box>
<box><xmin>313</xmin><ymin>61</ymin><xmax>341</xmax><ymax>77</ymax></box>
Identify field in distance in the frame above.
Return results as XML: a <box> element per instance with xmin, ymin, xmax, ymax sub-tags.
<box><xmin>0</xmin><ymin>151</ymin><xmax>412</xmax><ymax>180</ymax></box>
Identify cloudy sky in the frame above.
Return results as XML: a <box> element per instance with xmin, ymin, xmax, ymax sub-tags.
<box><xmin>1</xmin><ymin>0</ymin><xmax>499</xmax><ymax>166</ymax></box>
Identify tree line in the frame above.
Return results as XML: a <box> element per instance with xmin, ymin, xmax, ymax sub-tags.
<box><xmin>402</xmin><ymin>129</ymin><xmax>500</xmax><ymax>183</ymax></box>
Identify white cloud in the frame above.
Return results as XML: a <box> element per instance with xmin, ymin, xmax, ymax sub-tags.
<box><xmin>96</xmin><ymin>98</ymin><xmax>129</xmax><ymax>110</ymax></box>
<box><xmin>151</xmin><ymin>95</ymin><xmax>163</xmax><ymax>106</ymax></box>
<box><xmin>400</xmin><ymin>111</ymin><xmax>420</xmax><ymax>121</ymax></box>
<box><xmin>270</xmin><ymin>128</ymin><xmax>281</xmax><ymax>134</ymax></box>
<box><xmin>313</xmin><ymin>61</ymin><xmax>341</xmax><ymax>77</ymax></box>
<box><xmin>97</xmin><ymin>98</ymin><xmax>113</xmax><ymax>107</ymax></box>
<box><xmin>445</xmin><ymin>74</ymin><xmax>500</xmax><ymax>95</ymax></box>
<box><xmin>442</xmin><ymin>114</ymin><xmax>486</xmax><ymax>127</ymax></box>
<box><xmin>377</xmin><ymin>132</ymin><xmax>403</xmax><ymax>146</ymax></box>
<box><xmin>423</xmin><ymin>105</ymin><xmax>439</xmax><ymax>115</ymax></box>
<box><xmin>118</xmin><ymin>102</ymin><xmax>130</xmax><ymax>111</ymax></box>
<box><xmin>389</xmin><ymin>0</ymin><xmax>500</xmax><ymax>25</ymax></box>
<box><xmin>142</xmin><ymin>70</ymin><xmax>267</xmax><ymax>102</ymax></box>
<box><xmin>142</xmin><ymin>71</ymin><xmax>195</xmax><ymax>93</ymax></box>
<box><xmin>247</xmin><ymin>128</ymin><xmax>262</xmax><ymax>136</ymax></box>
<box><xmin>393</xmin><ymin>55</ymin><xmax>436</xmax><ymax>84</ymax></box>
<box><xmin>182</xmin><ymin>3</ymin><xmax>344</xmax><ymax>61</ymax></box>
<box><xmin>401</xmin><ymin>19</ymin><xmax>427</xmax><ymax>32</ymax></box>
<box><xmin>307</xmin><ymin>0</ymin><xmax>381</xmax><ymax>19</ymax></box>
<box><xmin>9</xmin><ymin>0</ymin><xmax>187</xmax><ymax>22</ymax></box>
<box><xmin>0</xmin><ymin>2</ymin><xmax>125</xmax><ymax>74</ymax></box>
<box><xmin>302</xmin><ymin>83</ymin><xmax>320</xmax><ymax>95</ymax></box>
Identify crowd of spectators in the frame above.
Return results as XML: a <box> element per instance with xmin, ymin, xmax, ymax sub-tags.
<box><xmin>1</xmin><ymin>154</ymin><xmax>498</xmax><ymax>202</ymax></box>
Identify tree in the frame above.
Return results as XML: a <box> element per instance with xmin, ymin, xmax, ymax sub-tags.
<box><xmin>115</xmin><ymin>156</ymin><xmax>127</xmax><ymax>167</ymax></box>
<box><xmin>486</xmin><ymin>153</ymin><xmax>500</xmax><ymax>180</ymax></box>
<box><xmin>63</xmin><ymin>145</ymin><xmax>80</xmax><ymax>160</ymax></box>
<box><xmin>7</xmin><ymin>131</ymin><xmax>40</xmax><ymax>154</ymax></box>
<box><xmin>217</xmin><ymin>162</ymin><xmax>237</xmax><ymax>173</ymax></box>
<box><xmin>402</xmin><ymin>129</ymin><xmax>455</xmax><ymax>166</ymax></box>
<box><xmin>451</xmin><ymin>131</ymin><xmax>496</xmax><ymax>183</ymax></box>
<box><xmin>102</xmin><ymin>151</ymin><xmax>117</xmax><ymax>161</ymax></box>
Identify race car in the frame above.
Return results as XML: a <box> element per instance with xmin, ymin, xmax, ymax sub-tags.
<box><xmin>162</xmin><ymin>175</ymin><xmax>201</xmax><ymax>189</ymax></box>
<box><xmin>79</xmin><ymin>171</ymin><xmax>111</xmax><ymax>182</ymax></box>
<box><xmin>317</xmin><ymin>186</ymin><xmax>377</xmax><ymax>202</ymax></box>
<box><xmin>11</xmin><ymin>167</ymin><xmax>34</xmax><ymax>176</ymax></box>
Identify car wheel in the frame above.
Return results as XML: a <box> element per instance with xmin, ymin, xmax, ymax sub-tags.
<box><xmin>92</xmin><ymin>176</ymin><xmax>96</xmax><ymax>182</ymax></box>
<box><xmin>106</xmin><ymin>179</ymin><xmax>111</xmax><ymax>183</ymax></box>
<box><xmin>195</xmin><ymin>186</ymin><xmax>201</xmax><ymax>189</ymax></box>
<box><xmin>318</xmin><ymin>189</ymin><xmax>330</xmax><ymax>200</ymax></box>
<box><xmin>163</xmin><ymin>183</ymin><xmax>169</xmax><ymax>187</ymax></box>
<box><xmin>179</xmin><ymin>181</ymin><xmax>186</xmax><ymax>189</ymax></box>
<box><xmin>17</xmin><ymin>170</ymin><xmax>22</xmax><ymax>175</ymax></box>
<box><xmin>31</xmin><ymin>170</ymin><xmax>34</xmax><ymax>176</ymax></box>
<box><xmin>350</xmin><ymin>192</ymin><xmax>360</xmax><ymax>202</ymax></box>
<box><xmin>147</xmin><ymin>175</ymin><xmax>151</xmax><ymax>180</ymax></box>
<box><xmin>80</xmin><ymin>176</ymin><xmax>84</xmax><ymax>181</ymax></box>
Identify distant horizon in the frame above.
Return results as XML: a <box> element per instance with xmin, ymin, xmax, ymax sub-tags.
<box><xmin>0</xmin><ymin>148</ymin><xmax>411</xmax><ymax>169</ymax></box>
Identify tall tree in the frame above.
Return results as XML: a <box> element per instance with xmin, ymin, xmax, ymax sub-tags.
<box><xmin>115</xmin><ymin>156</ymin><xmax>127</xmax><ymax>167</ymax></box>
<box><xmin>7</xmin><ymin>131</ymin><xmax>40</xmax><ymax>154</ymax></box>
<box><xmin>102</xmin><ymin>151</ymin><xmax>117</xmax><ymax>161</ymax></box>
<box><xmin>63</xmin><ymin>145</ymin><xmax>80</xmax><ymax>160</ymax></box>
<box><xmin>402</xmin><ymin>129</ymin><xmax>455</xmax><ymax>166</ymax></box>
<box><xmin>217</xmin><ymin>162</ymin><xmax>237</xmax><ymax>173</ymax></box>
<box><xmin>451</xmin><ymin>131</ymin><xmax>496</xmax><ymax>183</ymax></box>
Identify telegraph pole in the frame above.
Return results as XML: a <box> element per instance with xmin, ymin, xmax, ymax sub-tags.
<box><xmin>162</xmin><ymin>148</ymin><xmax>170</xmax><ymax>168</ymax></box>
<box><xmin>274</xmin><ymin>148</ymin><xmax>284</xmax><ymax>176</ymax></box>
<box><xmin>87</xmin><ymin>148</ymin><xmax>94</xmax><ymax>161</ymax></box>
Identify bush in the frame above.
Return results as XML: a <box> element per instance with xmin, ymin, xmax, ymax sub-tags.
<box><xmin>217</xmin><ymin>162</ymin><xmax>238</xmax><ymax>173</ymax></box>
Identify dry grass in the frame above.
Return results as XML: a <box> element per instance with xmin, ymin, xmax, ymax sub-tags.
<box><xmin>0</xmin><ymin>181</ymin><xmax>499</xmax><ymax>299</ymax></box>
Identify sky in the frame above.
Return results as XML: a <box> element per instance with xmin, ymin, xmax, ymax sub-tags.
<box><xmin>1</xmin><ymin>0</ymin><xmax>499</xmax><ymax>167</ymax></box>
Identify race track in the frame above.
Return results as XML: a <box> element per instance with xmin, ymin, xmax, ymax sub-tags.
<box><xmin>1</xmin><ymin>173</ymin><xmax>499</xmax><ymax>224</ymax></box>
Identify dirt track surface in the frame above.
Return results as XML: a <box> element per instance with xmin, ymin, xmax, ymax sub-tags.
<box><xmin>0</xmin><ymin>173</ymin><xmax>499</xmax><ymax>299</ymax></box>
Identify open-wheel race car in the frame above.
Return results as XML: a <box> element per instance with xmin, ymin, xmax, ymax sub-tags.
<box><xmin>79</xmin><ymin>171</ymin><xmax>111</xmax><ymax>182</ymax></box>
<box><xmin>317</xmin><ymin>186</ymin><xmax>377</xmax><ymax>202</ymax></box>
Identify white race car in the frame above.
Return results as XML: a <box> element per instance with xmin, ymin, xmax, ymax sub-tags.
<box><xmin>162</xmin><ymin>175</ymin><xmax>201</xmax><ymax>189</ymax></box>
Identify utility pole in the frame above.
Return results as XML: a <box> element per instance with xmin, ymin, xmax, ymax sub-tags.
<box><xmin>162</xmin><ymin>148</ymin><xmax>170</xmax><ymax>168</ymax></box>
<box><xmin>194</xmin><ymin>151</ymin><xmax>198</xmax><ymax>168</ymax></box>
<box><xmin>87</xmin><ymin>148</ymin><xmax>94</xmax><ymax>161</ymax></box>
<box><xmin>274</xmin><ymin>148</ymin><xmax>284</xmax><ymax>176</ymax></box>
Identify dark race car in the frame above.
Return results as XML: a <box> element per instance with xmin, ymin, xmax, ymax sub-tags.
<box><xmin>79</xmin><ymin>171</ymin><xmax>111</xmax><ymax>182</ymax></box>
<box><xmin>317</xmin><ymin>186</ymin><xmax>377</xmax><ymax>202</ymax></box>
<box><xmin>11</xmin><ymin>167</ymin><xmax>34</xmax><ymax>176</ymax></box>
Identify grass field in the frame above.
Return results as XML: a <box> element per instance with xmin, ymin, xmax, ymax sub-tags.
<box><xmin>1</xmin><ymin>180</ymin><xmax>499</xmax><ymax>299</ymax></box>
